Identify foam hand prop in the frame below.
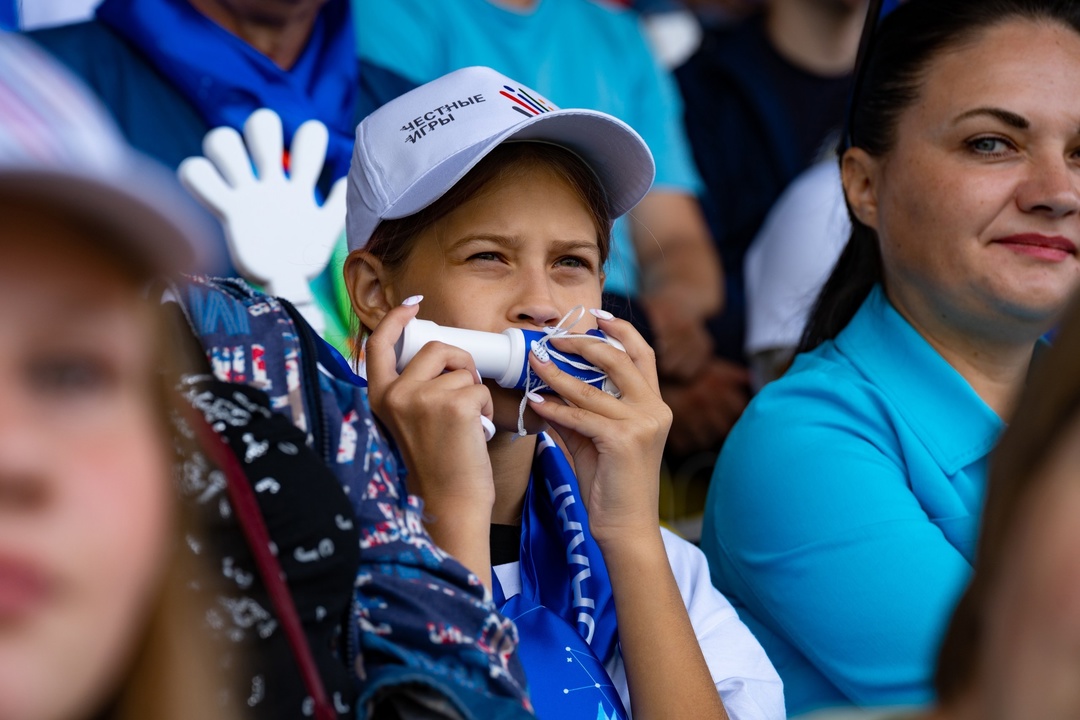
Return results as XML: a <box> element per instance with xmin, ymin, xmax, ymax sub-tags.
<box><xmin>178</xmin><ymin>109</ymin><xmax>346</xmax><ymax>334</ymax></box>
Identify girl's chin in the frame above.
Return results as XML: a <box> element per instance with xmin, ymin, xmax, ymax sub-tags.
<box><xmin>489</xmin><ymin>386</ymin><xmax>550</xmax><ymax>436</ymax></box>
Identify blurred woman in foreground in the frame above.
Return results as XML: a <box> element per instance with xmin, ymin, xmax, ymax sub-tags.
<box><xmin>0</xmin><ymin>35</ymin><xmax>223</xmax><ymax>720</ymax></box>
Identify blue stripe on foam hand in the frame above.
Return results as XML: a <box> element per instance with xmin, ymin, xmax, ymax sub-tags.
<box><xmin>0</xmin><ymin>0</ymin><xmax>18</xmax><ymax>30</ymax></box>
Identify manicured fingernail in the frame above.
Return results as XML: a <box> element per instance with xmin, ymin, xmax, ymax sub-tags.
<box><xmin>402</xmin><ymin>295</ymin><xmax>423</xmax><ymax>306</ymax></box>
<box><xmin>530</xmin><ymin>340</ymin><xmax>551</xmax><ymax>363</ymax></box>
<box><xmin>526</xmin><ymin>391</ymin><xmax>545</xmax><ymax>404</ymax></box>
<box><xmin>589</xmin><ymin>308</ymin><xmax>614</xmax><ymax>321</ymax></box>
<box><xmin>479</xmin><ymin>415</ymin><xmax>496</xmax><ymax>442</ymax></box>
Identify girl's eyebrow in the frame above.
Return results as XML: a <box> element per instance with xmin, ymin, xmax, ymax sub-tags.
<box><xmin>549</xmin><ymin>239</ymin><xmax>601</xmax><ymax>257</ymax></box>
<box><xmin>447</xmin><ymin>233</ymin><xmax>523</xmax><ymax>251</ymax></box>
<box><xmin>953</xmin><ymin>107</ymin><xmax>1029</xmax><ymax>129</ymax></box>
<box><xmin>447</xmin><ymin>235</ymin><xmax>600</xmax><ymax>256</ymax></box>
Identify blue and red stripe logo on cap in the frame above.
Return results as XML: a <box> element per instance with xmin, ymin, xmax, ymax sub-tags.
<box><xmin>499</xmin><ymin>85</ymin><xmax>554</xmax><ymax>118</ymax></box>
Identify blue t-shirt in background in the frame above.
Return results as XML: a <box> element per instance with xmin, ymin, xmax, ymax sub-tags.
<box><xmin>352</xmin><ymin>0</ymin><xmax>702</xmax><ymax>298</ymax></box>
<box><xmin>702</xmin><ymin>285</ymin><xmax>1004</xmax><ymax>716</ymax></box>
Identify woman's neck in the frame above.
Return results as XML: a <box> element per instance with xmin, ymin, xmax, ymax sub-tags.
<box><xmin>186</xmin><ymin>0</ymin><xmax>323</xmax><ymax>70</ymax></box>
<box><xmin>488</xmin><ymin>0</ymin><xmax>538</xmax><ymax>10</ymax></box>
<box><xmin>487</xmin><ymin>432</ymin><xmax>538</xmax><ymax>525</ymax></box>
<box><xmin>766</xmin><ymin>0</ymin><xmax>866</xmax><ymax>76</ymax></box>
<box><xmin>886</xmin><ymin>289</ymin><xmax>1039</xmax><ymax>420</ymax></box>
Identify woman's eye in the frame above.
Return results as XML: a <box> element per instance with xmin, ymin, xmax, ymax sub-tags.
<box><xmin>28</xmin><ymin>358</ymin><xmax>114</xmax><ymax>396</ymax></box>
<box><xmin>967</xmin><ymin>136</ymin><xmax>1014</xmax><ymax>156</ymax></box>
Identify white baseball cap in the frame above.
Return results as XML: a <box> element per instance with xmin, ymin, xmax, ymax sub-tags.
<box><xmin>346</xmin><ymin>65</ymin><xmax>655</xmax><ymax>251</ymax></box>
<box><xmin>0</xmin><ymin>33</ymin><xmax>216</xmax><ymax>274</ymax></box>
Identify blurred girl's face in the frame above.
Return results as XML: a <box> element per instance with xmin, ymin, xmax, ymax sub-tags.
<box><xmin>0</xmin><ymin>207</ymin><xmax>173</xmax><ymax>720</ymax></box>
<box><xmin>852</xmin><ymin>19</ymin><xmax>1080</xmax><ymax>339</ymax></box>
<box><xmin>976</xmin><ymin>411</ymin><xmax>1080</xmax><ymax>720</ymax></box>
<box><xmin>386</xmin><ymin>164</ymin><xmax>605</xmax><ymax>432</ymax></box>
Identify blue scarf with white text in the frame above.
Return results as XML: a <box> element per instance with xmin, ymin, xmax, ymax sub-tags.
<box><xmin>493</xmin><ymin>433</ymin><xmax>627</xmax><ymax>720</ymax></box>
<box><xmin>96</xmin><ymin>0</ymin><xmax>358</xmax><ymax>180</ymax></box>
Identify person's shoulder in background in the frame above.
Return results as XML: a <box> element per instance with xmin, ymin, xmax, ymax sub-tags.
<box><xmin>744</xmin><ymin>160</ymin><xmax>850</xmax><ymax>387</ymax></box>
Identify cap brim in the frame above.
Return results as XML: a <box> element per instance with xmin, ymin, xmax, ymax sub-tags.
<box><xmin>383</xmin><ymin>109</ymin><xmax>656</xmax><ymax>223</ymax></box>
<box><xmin>0</xmin><ymin>156</ymin><xmax>218</xmax><ymax>275</ymax></box>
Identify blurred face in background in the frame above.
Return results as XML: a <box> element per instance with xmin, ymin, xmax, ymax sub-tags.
<box><xmin>193</xmin><ymin>0</ymin><xmax>327</xmax><ymax>24</ymax></box>
<box><xmin>0</xmin><ymin>201</ymin><xmax>173</xmax><ymax>720</ymax></box>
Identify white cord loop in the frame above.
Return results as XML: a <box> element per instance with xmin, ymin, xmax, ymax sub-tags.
<box><xmin>516</xmin><ymin>306</ymin><xmax>621</xmax><ymax>436</ymax></box>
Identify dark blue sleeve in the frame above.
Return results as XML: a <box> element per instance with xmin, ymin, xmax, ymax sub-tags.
<box><xmin>26</xmin><ymin>21</ymin><xmax>209</xmax><ymax>170</ymax></box>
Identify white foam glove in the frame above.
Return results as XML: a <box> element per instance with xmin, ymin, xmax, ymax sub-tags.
<box><xmin>178</xmin><ymin>109</ymin><xmax>346</xmax><ymax>335</ymax></box>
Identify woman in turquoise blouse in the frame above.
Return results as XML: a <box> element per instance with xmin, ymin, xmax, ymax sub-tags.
<box><xmin>701</xmin><ymin>0</ymin><xmax>1080</xmax><ymax>715</ymax></box>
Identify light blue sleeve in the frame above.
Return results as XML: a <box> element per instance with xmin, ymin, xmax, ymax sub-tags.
<box><xmin>626</xmin><ymin>19</ymin><xmax>702</xmax><ymax>195</ymax></box>
<box><xmin>703</xmin><ymin>374</ymin><xmax>973</xmax><ymax>707</ymax></box>
<box><xmin>352</xmin><ymin>0</ymin><xmax>446</xmax><ymax>84</ymax></box>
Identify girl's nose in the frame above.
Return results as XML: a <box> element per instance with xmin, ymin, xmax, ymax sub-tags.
<box><xmin>508</xmin><ymin>274</ymin><xmax>561</xmax><ymax>328</ymax></box>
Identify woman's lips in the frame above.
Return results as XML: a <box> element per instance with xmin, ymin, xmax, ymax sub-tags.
<box><xmin>994</xmin><ymin>234</ymin><xmax>1078</xmax><ymax>262</ymax></box>
<box><xmin>0</xmin><ymin>556</ymin><xmax>54</xmax><ymax>621</ymax></box>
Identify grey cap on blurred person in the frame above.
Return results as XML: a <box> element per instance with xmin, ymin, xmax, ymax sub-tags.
<box><xmin>0</xmin><ymin>33</ymin><xmax>216</xmax><ymax>273</ymax></box>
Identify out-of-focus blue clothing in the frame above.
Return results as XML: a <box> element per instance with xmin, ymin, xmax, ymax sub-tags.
<box><xmin>95</xmin><ymin>0</ymin><xmax>360</xmax><ymax>180</ymax></box>
<box><xmin>27</xmin><ymin>19</ymin><xmax>413</xmax><ymax>182</ymax></box>
<box><xmin>352</xmin><ymin>0</ymin><xmax>702</xmax><ymax>298</ymax></box>
<box><xmin>0</xmin><ymin>3</ymin><xmax>18</xmax><ymax>31</ymax></box>
<box><xmin>26</xmin><ymin>19</ymin><xmax>414</xmax><ymax>350</ymax></box>
<box><xmin>28</xmin><ymin>21</ymin><xmax>212</xmax><ymax>170</ymax></box>
<box><xmin>702</xmin><ymin>285</ymin><xmax>1003</xmax><ymax>716</ymax></box>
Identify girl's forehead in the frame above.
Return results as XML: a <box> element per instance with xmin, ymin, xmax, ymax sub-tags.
<box><xmin>440</xmin><ymin>172</ymin><xmax>602</xmax><ymax>237</ymax></box>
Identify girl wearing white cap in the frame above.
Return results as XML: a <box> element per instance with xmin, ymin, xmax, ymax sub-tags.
<box><xmin>344</xmin><ymin>66</ymin><xmax>783</xmax><ymax>720</ymax></box>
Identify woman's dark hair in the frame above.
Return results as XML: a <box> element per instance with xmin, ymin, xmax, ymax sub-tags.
<box><xmin>360</xmin><ymin>141</ymin><xmax>613</xmax><ymax>285</ymax></box>
<box><xmin>934</xmin><ymin>291</ymin><xmax>1080</xmax><ymax>704</ymax></box>
<box><xmin>798</xmin><ymin>0</ymin><xmax>1080</xmax><ymax>353</ymax></box>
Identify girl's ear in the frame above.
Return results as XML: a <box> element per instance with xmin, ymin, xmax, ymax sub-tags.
<box><xmin>343</xmin><ymin>250</ymin><xmax>394</xmax><ymax>329</ymax></box>
<box><xmin>841</xmin><ymin>147</ymin><xmax>882</xmax><ymax>231</ymax></box>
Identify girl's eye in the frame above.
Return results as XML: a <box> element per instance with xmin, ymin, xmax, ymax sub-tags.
<box><xmin>467</xmin><ymin>251</ymin><xmax>502</xmax><ymax>263</ymax></box>
<box><xmin>966</xmin><ymin>136</ymin><xmax>1014</xmax><ymax>156</ymax></box>
<box><xmin>555</xmin><ymin>256</ymin><xmax>593</xmax><ymax>271</ymax></box>
<box><xmin>28</xmin><ymin>357</ymin><xmax>114</xmax><ymax>396</ymax></box>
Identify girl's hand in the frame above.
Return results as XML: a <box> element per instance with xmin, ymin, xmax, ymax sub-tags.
<box><xmin>525</xmin><ymin>311</ymin><xmax>672</xmax><ymax>548</ymax></box>
<box><xmin>528</xmin><ymin>313</ymin><xmax>727</xmax><ymax>719</ymax></box>
<box><xmin>364</xmin><ymin>297</ymin><xmax>496</xmax><ymax>583</ymax></box>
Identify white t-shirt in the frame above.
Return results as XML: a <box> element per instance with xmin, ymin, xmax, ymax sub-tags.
<box><xmin>18</xmin><ymin>0</ymin><xmax>97</xmax><ymax>29</ymax></box>
<box><xmin>744</xmin><ymin>160</ymin><xmax>850</xmax><ymax>357</ymax></box>
<box><xmin>493</xmin><ymin>528</ymin><xmax>786</xmax><ymax>720</ymax></box>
